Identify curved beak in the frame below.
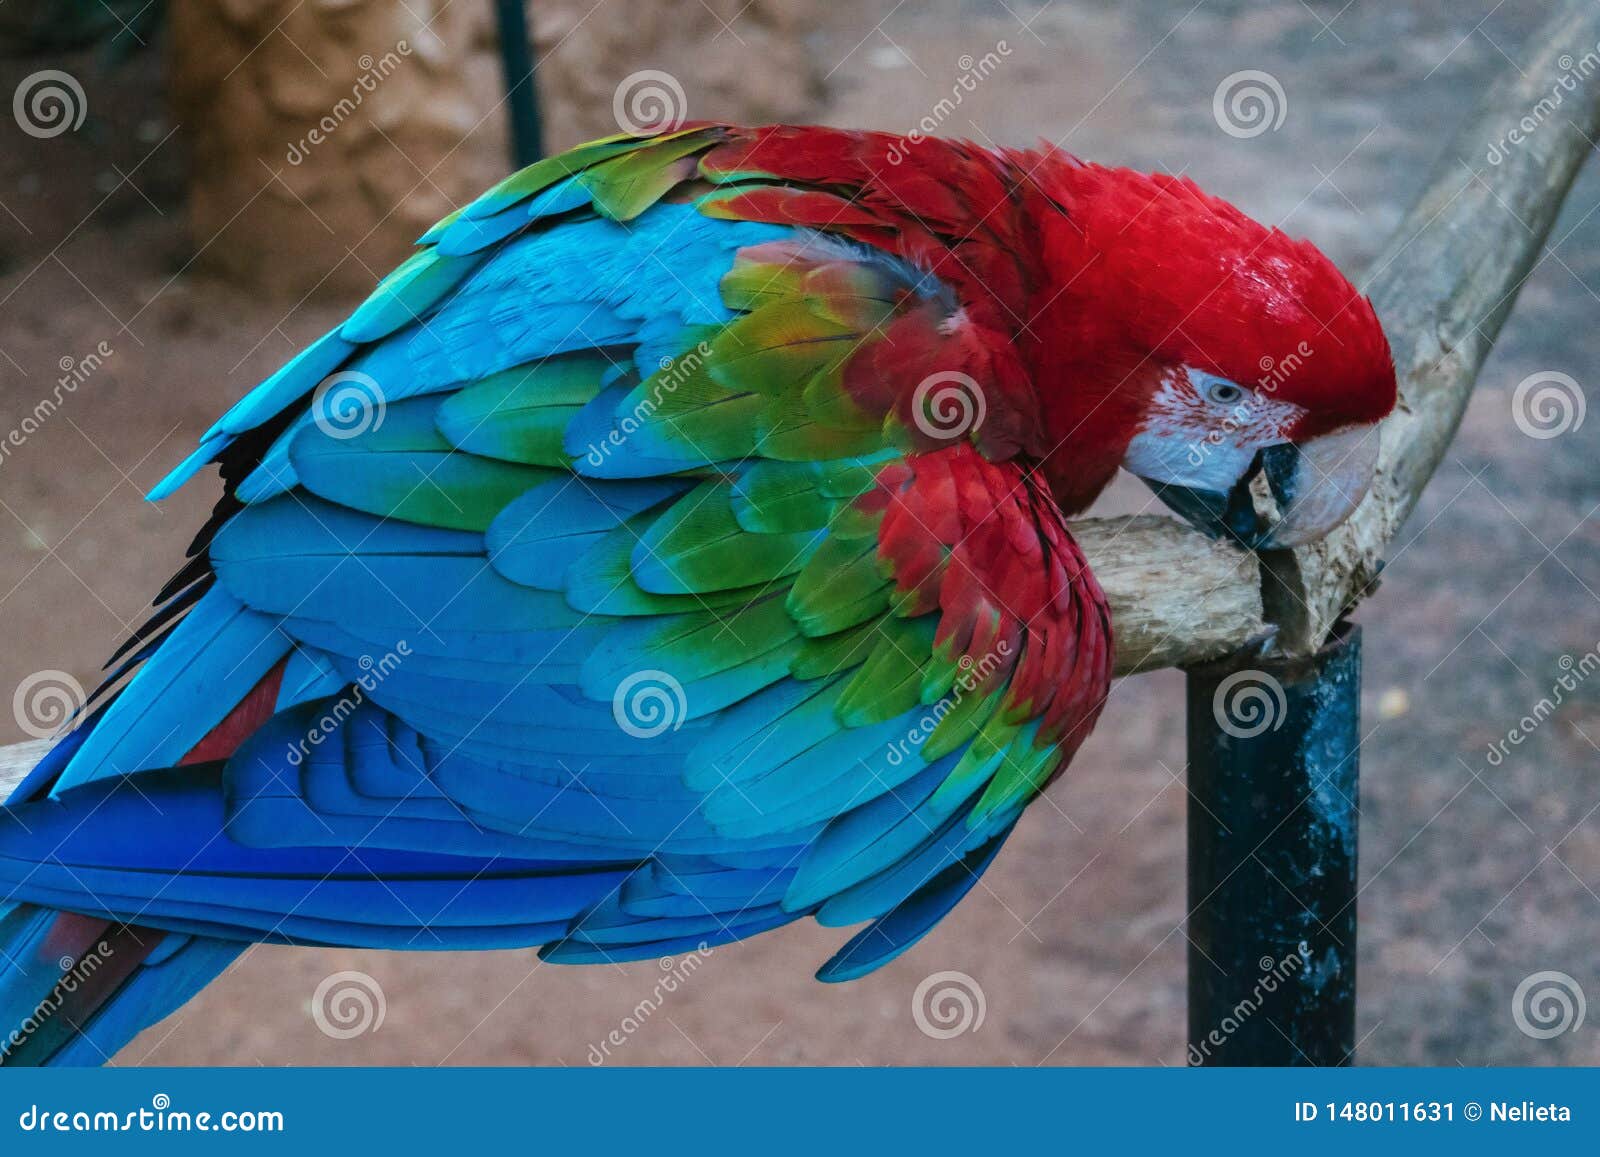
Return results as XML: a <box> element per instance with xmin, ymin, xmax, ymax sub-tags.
<box><xmin>1257</xmin><ymin>424</ymin><xmax>1381</xmax><ymax>548</ymax></box>
<box><xmin>1142</xmin><ymin>472</ymin><xmax>1266</xmax><ymax>546</ymax></box>
<box><xmin>1142</xmin><ymin>424</ymin><xmax>1380</xmax><ymax>550</ymax></box>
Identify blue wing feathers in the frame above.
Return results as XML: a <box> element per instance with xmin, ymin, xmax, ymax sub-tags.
<box><xmin>815</xmin><ymin>832</ymin><xmax>1012</xmax><ymax>983</ymax></box>
<box><xmin>3</xmin><ymin>187</ymin><xmax>1033</xmax><ymax>1026</ymax></box>
<box><xmin>55</xmin><ymin>588</ymin><xmax>291</xmax><ymax>793</ymax></box>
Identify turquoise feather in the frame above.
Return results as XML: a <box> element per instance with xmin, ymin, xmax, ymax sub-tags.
<box><xmin>290</xmin><ymin>396</ymin><xmax>559</xmax><ymax>531</ymax></box>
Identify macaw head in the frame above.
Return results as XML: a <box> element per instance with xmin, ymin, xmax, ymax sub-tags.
<box><xmin>1032</xmin><ymin>161</ymin><xmax>1396</xmax><ymax>549</ymax></box>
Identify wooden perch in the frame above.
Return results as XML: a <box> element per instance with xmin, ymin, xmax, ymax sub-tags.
<box><xmin>1</xmin><ymin>740</ymin><xmax>48</xmax><ymax>795</ymax></box>
<box><xmin>1077</xmin><ymin>516</ymin><xmax>1265</xmax><ymax>675</ymax></box>
<box><xmin>3</xmin><ymin>0</ymin><xmax>1597</xmax><ymax>798</ymax></box>
<box><xmin>1093</xmin><ymin>0</ymin><xmax>1600</xmax><ymax>662</ymax></box>
<box><xmin>1263</xmin><ymin>0</ymin><xmax>1600</xmax><ymax>653</ymax></box>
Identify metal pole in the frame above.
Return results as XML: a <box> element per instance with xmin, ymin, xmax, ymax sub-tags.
<box><xmin>494</xmin><ymin>0</ymin><xmax>543</xmax><ymax>167</ymax></box>
<box><xmin>1185</xmin><ymin>623</ymin><xmax>1360</xmax><ymax>1066</ymax></box>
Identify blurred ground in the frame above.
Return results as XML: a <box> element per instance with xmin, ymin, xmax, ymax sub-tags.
<box><xmin>0</xmin><ymin>0</ymin><xmax>1596</xmax><ymax>1066</ymax></box>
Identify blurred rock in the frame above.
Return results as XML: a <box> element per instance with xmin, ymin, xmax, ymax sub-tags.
<box><xmin>169</xmin><ymin>0</ymin><xmax>822</xmax><ymax>299</ymax></box>
<box><xmin>1378</xmin><ymin>687</ymin><xmax>1411</xmax><ymax>719</ymax></box>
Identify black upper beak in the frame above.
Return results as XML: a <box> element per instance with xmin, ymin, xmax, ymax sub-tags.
<box><xmin>1142</xmin><ymin>448</ymin><xmax>1275</xmax><ymax>549</ymax></box>
<box><xmin>1140</xmin><ymin>425</ymin><xmax>1379</xmax><ymax>551</ymax></box>
<box><xmin>1259</xmin><ymin>442</ymin><xmax>1303</xmax><ymax>523</ymax></box>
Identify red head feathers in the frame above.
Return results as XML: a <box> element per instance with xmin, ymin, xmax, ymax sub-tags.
<box><xmin>703</xmin><ymin>123</ymin><xmax>1396</xmax><ymax>541</ymax></box>
<box><xmin>1035</xmin><ymin>159</ymin><xmax>1394</xmax><ymax>435</ymax></box>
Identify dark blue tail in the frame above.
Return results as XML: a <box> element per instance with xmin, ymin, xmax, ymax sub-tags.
<box><xmin>0</xmin><ymin>722</ymin><xmax>240</xmax><ymax>1067</ymax></box>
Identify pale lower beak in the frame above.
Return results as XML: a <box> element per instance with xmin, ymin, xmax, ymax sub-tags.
<box><xmin>1142</xmin><ymin>424</ymin><xmax>1380</xmax><ymax>550</ymax></box>
<box><xmin>1256</xmin><ymin>424</ymin><xmax>1381</xmax><ymax>548</ymax></box>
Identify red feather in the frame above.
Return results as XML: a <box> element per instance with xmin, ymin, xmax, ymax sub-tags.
<box><xmin>703</xmin><ymin>123</ymin><xmax>1393</xmax><ymax>511</ymax></box>
<box><xmin>860</xmin><ymin>443</ymin><xmax>1112</xmax><ymax>759</ymax></box>
<box><xmin>179</xmin><ymin>658</ymin><xmax>287</xmax><ymax>766</ymax></box>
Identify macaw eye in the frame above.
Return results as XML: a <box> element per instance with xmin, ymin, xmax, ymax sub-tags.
<box><xmin>1205</xmin><ymin>380</ymin><xmax>1245</xmax><ymax>406</ymax></box>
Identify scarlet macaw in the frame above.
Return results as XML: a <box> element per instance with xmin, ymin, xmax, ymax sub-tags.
<box><xmin>0</xmin><ymin>123</ymin><xmax>1395</xmax><ymax>1065</ymax></box>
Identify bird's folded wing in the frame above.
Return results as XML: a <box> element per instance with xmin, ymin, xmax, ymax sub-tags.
<box><xmin>28</xmin><ymin>128</ymin><xmax>1111</xmax><ymax>977</ymax></box>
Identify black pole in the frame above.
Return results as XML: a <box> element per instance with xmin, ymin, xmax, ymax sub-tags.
<box><xmin>1185</xmin><ymin>622</ymin><xmax>1360</xmax><ymax>1066</ymax></box>
<box><xmin>494</xmin><ymin>0</ymin><xmax>543</xmax><ymax>167</ymax></box>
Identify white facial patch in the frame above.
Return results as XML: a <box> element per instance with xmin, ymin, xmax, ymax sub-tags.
<box><xmin>1121</xmin><ymin>366</ymin><xmax>1307</xmax><ymax>491</ymax></box>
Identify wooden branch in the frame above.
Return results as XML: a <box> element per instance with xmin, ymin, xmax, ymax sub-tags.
<box><xmin>1092</xmin><ymin>0</ymin><xmax>1600</xmax><ymax>666</ymax></box>
<box><xmin>1264</xmin><ymin>0</ymin><xmax>1600</xmax><ymax>653</ymax></box>
<box><xmin>1101</xmin><ymin>0</ymin><xmax>1600</xmax><ymax>660</ymax></box>
<box><xmin>1076</xmin><ymin>516</ymin><xmax>1264</xmax><ymax>675</ymax></box>
<box><xmin>1</xmin><ymin>739</ymin><xmax>48</xmax><ymax>799</ymax></box>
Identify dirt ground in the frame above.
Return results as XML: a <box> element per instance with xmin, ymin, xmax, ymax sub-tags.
<box><xmin>0</xmin><ymin>0</ymin><xmax>1596</xmax><ymax>1066</ymax></box>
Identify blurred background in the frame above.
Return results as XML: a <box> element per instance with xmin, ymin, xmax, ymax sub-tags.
<box><xmin>0</xmin><ymin>0</ymin><xmax>1595</xmax><ymax>1066</ymax></box>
